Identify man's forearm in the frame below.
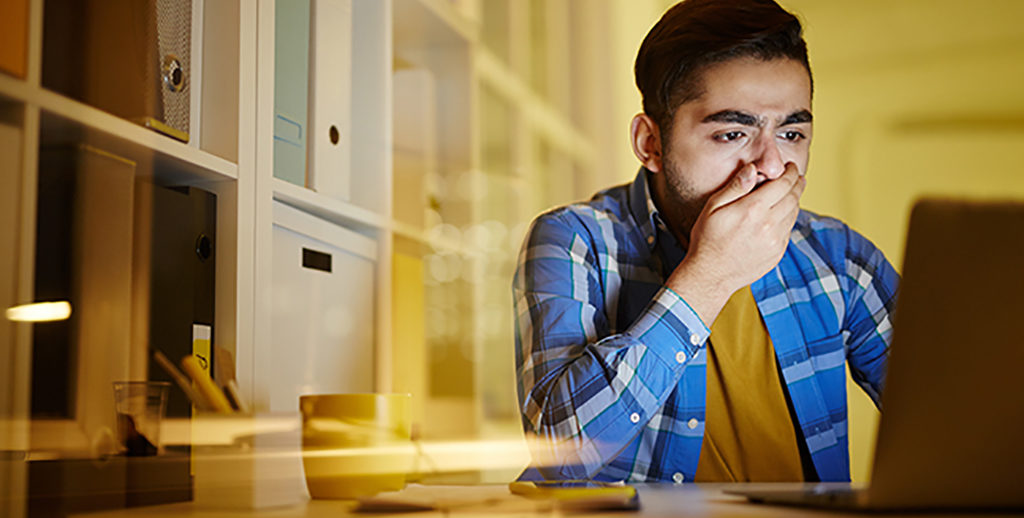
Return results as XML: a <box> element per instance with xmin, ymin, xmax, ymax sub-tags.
<box><xmin>517</xmin><ymin>286</ymin><xmax>710</xmax><ymax>480</ymax></box>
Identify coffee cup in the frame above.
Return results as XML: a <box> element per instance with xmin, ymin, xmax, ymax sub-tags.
<box><xmin>299</xmin><ymin>393</ymin><xmax>413</xmax><ymax>499</ymax></box>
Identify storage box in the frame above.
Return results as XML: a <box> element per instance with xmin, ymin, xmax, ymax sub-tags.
<box><xmin>192</xmin><ymin>413</ymin><xmax>307</xmax><ymax>509</ymax></box>
<box><xmin>269</xmin><ymin>201</ymin><xmax>377</xmax><ymax>412</ymax></box>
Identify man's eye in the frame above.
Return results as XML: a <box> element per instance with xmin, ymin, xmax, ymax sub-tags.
<box><xmin>714</xmin><ymin>131</ymin><xmax>745</xmax><ymax>142</ymax></box>
<box><xmin>780</xmin><ymin>130</ymin><xmax>805</xmax><ymax>142</ymax></box>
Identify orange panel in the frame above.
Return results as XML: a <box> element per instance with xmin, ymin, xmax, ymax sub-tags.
<box><xmin>0</xmin><ymin>0</ymin><xmax>29</xmax><ymax>78</ymax></box>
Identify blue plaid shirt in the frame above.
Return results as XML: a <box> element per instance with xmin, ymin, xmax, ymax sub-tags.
<box><xmin>513</xmin><ymin>168</ymin><xmax>899</xmax><ymax>483</ymax></box>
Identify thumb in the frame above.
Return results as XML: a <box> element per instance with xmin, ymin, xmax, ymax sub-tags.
<box><xmin>705</xmin><ymin>163</ymin><xmax>758</xmax><ymax>212</ymax></box>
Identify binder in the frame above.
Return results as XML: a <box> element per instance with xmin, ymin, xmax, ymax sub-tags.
<box><xmin>307</xmin><ymin>0</ymin><xmax>352</xmax><ymax>200</ymax></box>
<box><xmin>273</xmin><ymin>0</ymin><xmax>310</xmax><ymax>186</ymax></box>
<box><xmin>0</xmin><ymin>0</ymin><xmax>28</xmax><ymax>78</ymax></box>
<box><xmin>142</xmin><ymin>184</ymin><xmax>217</xmax><ymax>418</ymax></box>
<box><xmin>134</xmin><ymin>182</ymin><xmax>215</xmax><ymax>504</ymax></box>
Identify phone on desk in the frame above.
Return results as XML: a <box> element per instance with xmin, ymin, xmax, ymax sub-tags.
<box><xmin>509</xmin><ymin>480</ymin><xmax>640</xmax><ymax>511</ymax></box>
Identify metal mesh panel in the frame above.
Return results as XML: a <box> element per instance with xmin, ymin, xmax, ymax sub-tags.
<box><xmin>156</xmin><ymin>0</ymin><xmax>191</xmax><ymax>135</ymax></box>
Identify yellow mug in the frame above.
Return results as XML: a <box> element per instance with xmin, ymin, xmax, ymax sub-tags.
<box><xmin>299</xmin><ymin>393</ymin><xmax>413</xmax><ymax>499</ymax></box>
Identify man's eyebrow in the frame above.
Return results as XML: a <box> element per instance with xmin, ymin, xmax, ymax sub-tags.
<box><xmin>701</xmin><ymin>110</ymin><xmax>759</xmax><ymax>126</ymax></box>
<box><xmin>781</xmin><ymin>110</ymin><xmax>813</xmax><ymax>125</ymax></box>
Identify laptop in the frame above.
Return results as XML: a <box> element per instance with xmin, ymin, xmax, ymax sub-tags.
<box><xmin>727</xmin><ymin>199</ymin><xmax>1024</xmax><ymax>512</ymax></box>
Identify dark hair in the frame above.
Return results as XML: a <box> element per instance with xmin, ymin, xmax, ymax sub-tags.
<box><xmin>635</xmin><ymin>0</ymin><xmax>811</xmax><ymax>132</ymax></box>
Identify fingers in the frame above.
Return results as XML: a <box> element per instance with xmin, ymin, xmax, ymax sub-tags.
<box><xmin>704</xmin><ymin>163</ymin><xmax>759</xmax><ymax>212</ymax></box>
<box><xmin>776</xmin><ymin>170</ymin><xmax>806</xmax><ymax>211</ymax></box>
<box><xmin>748</xmin><ymin>162</ymin><xmax>801</xmax><ymax>208</ymax></box>
<box><xmin>769</xmin><ymin>170</ymin><xmax>805</xmax><ymax>229</ymax></box>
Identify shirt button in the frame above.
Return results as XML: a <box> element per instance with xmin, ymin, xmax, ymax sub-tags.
<box><xmin>687</xmin><ymin>418</ymin><xmax>699</xmax><ymax>430</ymax></box>
<box><xmin>629</xmin><ymin>412</ymin><xmax>640</xmax><ymax>424</ymax></box>
<box><xmin>672</xmin><ymin>472</ymin><xmax>685</xmax><ymax>484</ymax></box>
<box><xmin>689</xmin><ymin>333</ymin><xmax>701</xmax><ymax>346</ymax></box>
<box><xmin>675</xmin><ymin>351</ymin><xmax>686</xmax><ymax>364</ymax></box>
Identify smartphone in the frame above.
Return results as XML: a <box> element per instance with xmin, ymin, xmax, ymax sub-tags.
<box><xmin>508</xmin><ymin>480</ymin><xmax>640</xmax><ymax>510</ymax></box>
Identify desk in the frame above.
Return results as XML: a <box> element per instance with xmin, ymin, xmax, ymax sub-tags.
<box><xmin>67</xmin><ymin>483</ymin><xmax>1024</xmax><ymax>518</ymax></box>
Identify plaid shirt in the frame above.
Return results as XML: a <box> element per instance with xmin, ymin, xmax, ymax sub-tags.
<box><xmin>513</xmin><ymin>168</ymin><xmax>899</xmax><ymax>483</ymax></box>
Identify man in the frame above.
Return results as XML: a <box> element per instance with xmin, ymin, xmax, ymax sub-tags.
<box><xmin>513</xmin><ymin>0</ymin><xmax>898</xmax><ymax>483</ymax></box>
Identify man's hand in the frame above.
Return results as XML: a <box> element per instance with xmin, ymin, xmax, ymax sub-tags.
<box><xmin>667</xmin><ymin>162</ymin><xmax>806</xmax><ymax>326</ymax></box>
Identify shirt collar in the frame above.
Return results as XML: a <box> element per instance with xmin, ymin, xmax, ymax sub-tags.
<box><xmin>627</xmin><ymin>167</ymin><xmax>670</xmax><ymax>250</ymax></box>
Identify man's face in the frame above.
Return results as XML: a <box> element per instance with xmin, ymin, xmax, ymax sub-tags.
<box><xmin>656</xmin><ymin>57</ymin><xmax>813</xmax><ymax>236</ymax></box>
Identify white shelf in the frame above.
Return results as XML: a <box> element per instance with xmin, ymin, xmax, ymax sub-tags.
<box><xmin>390</xmin><ymin>219</ymin><xmax>477</xmax><ymax>256</ymax></box>
<box><xmin>391</xmin><ymin>219</ymin><xmax>429</xmax><ymax>244</ymax></box>
<box><xmin>474</xmin><ymin>48</ymin><xmax>598</xmax><ymax>170</ymax></box>
<box><xmin>0</xmin><ymin>66</ymin><xmax>36</xmax><ymax>107</ymax></box>
<box><xmin>394</xmin><ymin>0</ymin><xmax>478</xmax><ymax>49</ymax></box>
<box><xmin>0</xmin><ymin>72</ymin><xmax>238</xmax><ymax>182</ymax></box>
<box><xmin>272</xmin><ymin>178</ymin><xmax>386</xmax><ymax>234</ymax></box>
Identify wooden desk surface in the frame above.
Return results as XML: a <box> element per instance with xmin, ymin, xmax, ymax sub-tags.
<box><xmin>70</xmin><ymin>483</ymin><xmax>1023</xmax><ymax>518</ymax></box>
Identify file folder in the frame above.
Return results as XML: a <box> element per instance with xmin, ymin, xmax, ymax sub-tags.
<box><xmin>307</xmin><ymin>0</ymin><xmax>353</xmax><ymax>200</ymax></box>
<box><xmin>274</xmin><ymin>0</ymin><xmax>310</xmax><ymax>186</ymax></box>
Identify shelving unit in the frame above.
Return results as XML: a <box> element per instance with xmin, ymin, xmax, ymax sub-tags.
<box><xmin>256</xmin><ymin>0</ymin><xmax>633</xmax><ymax>481</ymax></box>
<box><xmin>0</xmin><ymin>0</ymin><xmax>250</xmax><ymax>476</ymax></box>
<box><xmin>0</xmin><ymin>1</ymin><xmax>254</xmax><ymax>514</ymax></box>
<box><xmin>388</xmin><ymin>0</ymin><xmax>630</xmax><ymax>483</ymax></box>
<box><xmin>249</xmin><ymin>0</ymin><xmax>393</xmax><ymax>414</ymax></box>
<box><xmin>0</xmin><ymin>1</ymin><xmax>645</xmax><ymax>503</ymax></box>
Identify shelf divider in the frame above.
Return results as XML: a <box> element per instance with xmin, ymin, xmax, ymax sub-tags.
<box><xmin>0</xmin><ymin>72</ymin><xmax>239</xmax><ymax>181</ymax></box>
<box><xmin>272</xmin><ymin>177</ymin><xmax>386</xmax><ymax>234</ymax></box>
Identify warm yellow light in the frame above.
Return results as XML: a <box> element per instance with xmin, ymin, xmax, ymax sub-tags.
<box><xmin>5</xmin><ymin>301</ymin><xmax>72</xmax><ymax>322</ymax></box>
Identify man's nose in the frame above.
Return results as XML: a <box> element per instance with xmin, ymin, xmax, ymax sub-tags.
<box><xmin>752</xmin><ymin>134</ymin><xmax>785</xmax><ymax>179</ymax></box>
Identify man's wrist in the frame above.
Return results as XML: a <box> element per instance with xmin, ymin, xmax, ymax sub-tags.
<box><xmin>665</xmin><ymin>258</ymin><xmax>735</xmax><ymax>327</ymax></box>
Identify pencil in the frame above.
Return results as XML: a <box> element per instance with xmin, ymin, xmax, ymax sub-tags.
<box><xmin>180</xmin><ymin>355</ymin><xmax>234</xmax><ymax>413</ymax></box>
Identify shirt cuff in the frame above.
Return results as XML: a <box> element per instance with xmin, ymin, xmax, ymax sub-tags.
<box><xmin>626</xmin><ymin>286</ymin><xmax>710</xmax><ymax>366</ymax></box>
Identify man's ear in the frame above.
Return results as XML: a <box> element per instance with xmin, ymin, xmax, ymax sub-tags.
<box><xmin>631</xmin><ymin>113</ymin><xmax>663</xmax><ymax>173</ymax></box>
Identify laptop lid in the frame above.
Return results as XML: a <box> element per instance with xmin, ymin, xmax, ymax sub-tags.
<box><xmin>867</xmin><ymin>199</ymin><xmax>1024</xmax><ymax>509</ymax></box>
